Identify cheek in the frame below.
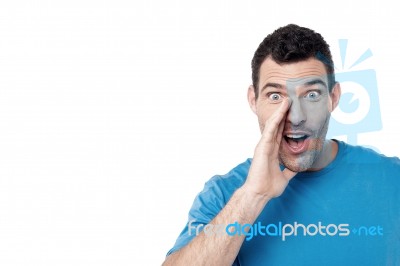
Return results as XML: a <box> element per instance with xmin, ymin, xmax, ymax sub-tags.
<box><xmin>302</xmin><ymin>100</ymin><xmax>331</xmax><ymax>125</ymax></box>
<box><xmin>256</xmin><ymin>103</ymin><xmax>278</xmax><ymax>121</ymax></box>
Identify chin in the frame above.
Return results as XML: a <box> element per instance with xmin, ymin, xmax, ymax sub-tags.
<box><xmin>279</xmin><ymin>150</ymin><xmax>319</xmax><ymax>172</ymax></box>
<box><xmin>280</xmin><ymin>160</ymin><xmax>309</xmax><ymax>172</ymax></box>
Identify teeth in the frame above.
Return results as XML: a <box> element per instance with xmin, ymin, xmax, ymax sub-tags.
<box><xmin>286</xmin><ymin>134</ymin><xmax>306</xmax><ymax>139</ymax></box>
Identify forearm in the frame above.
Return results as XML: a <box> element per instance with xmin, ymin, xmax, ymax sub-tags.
<box><xmin>162</xmin><ymin>184</ymin><xmax>270</xmax><ymax>266</ymax></box>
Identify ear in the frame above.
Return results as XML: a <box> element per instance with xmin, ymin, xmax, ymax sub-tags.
<box><xmin>247</xmin><ymin>85</ymin><xmax>258</xmax><ymax>114</ymax></box>
<box><xmin>329</xmin><ymin>82</ymin><xmax>341</xmax><ymax>112</ymax></box>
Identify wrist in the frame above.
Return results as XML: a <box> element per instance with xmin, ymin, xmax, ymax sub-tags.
<box><xmin>239</xmin><ymin>183</ymin><xmax>271</xmax><ymax>206</ymax></box>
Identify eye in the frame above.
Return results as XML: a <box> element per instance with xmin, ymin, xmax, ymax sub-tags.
<box><xmin>268</xmin><ymin>93</ymin><xmax>282</xmax><ymax>102</ymax></box>
<box><xmin>304</xmin><ymin>90</ymin><xmax>321</xmax><ymax>101</ymax></box>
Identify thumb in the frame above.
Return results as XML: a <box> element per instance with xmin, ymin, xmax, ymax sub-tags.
<box><xmin>282</xmin><ymin>168</ymin><xmax>297</xmax><ymax>181</ymax></box>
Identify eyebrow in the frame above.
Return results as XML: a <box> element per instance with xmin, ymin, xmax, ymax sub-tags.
<box><xmin>302</xmin><ymin>79</ymin><xmax>327</xmax><ymax>88</ymax></box>
<box><xmin>260</xmin><ymin>82</ymin><xmax>285</xmax><ymax>93</ymax></box>
<box><xmin>260</xmin><ymin>78</ymin><xmax>327</xmax><ymax>93</ymax></box>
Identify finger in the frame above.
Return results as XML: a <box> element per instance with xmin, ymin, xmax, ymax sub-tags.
<box><xmin>262</xmin><ymin>98</ymin><xmax>291</xmax><ymax>143</ymax></box>
<box><xmin>276</xmin><ymin>97</ymin><xmax>291</xmax><ymax>143</ymax></box>
<box><xmin>276</xmin><ymin>116</ymin><xmax>285</xmax><ymax>146</ymax></box>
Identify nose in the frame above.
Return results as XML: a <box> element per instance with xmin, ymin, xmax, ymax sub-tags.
<box><xmin>287</xmin><ymin>99</ymin><xmax>306</xmax><ymax>127</ymax></box>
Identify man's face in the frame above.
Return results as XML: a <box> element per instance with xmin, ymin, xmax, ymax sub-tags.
<box><xmin>248</xmin><ymin>57</ymin><xmax>340</xmax><ymax>172</ymax></box>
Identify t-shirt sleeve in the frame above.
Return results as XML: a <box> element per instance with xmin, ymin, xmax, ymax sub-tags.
<box><xmin>165</xmin><ymin>159</ymin><xmax>250</xmax><ymax>260</ymax></box>
<box><xmin>166</xmin><ymin>175</ymin><xmax>229</xmax><ymax>256</ymax></box>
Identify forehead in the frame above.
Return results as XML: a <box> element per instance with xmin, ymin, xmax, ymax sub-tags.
<box><xmin>259</xmin><ymin>57</ymin><xmax>328</xmax><ymax>86</ymax></box>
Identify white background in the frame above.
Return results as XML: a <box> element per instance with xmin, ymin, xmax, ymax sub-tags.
<box><xmin>0</xmin><ymin>1</ymin><xmax>399</xmax><ymax>265</ymax></box>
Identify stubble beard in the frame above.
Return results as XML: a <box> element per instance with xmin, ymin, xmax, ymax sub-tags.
<box><xmin>278</xmin><ymin>117</ymin><xmax>330</xmax><ymax>172</ymax></box>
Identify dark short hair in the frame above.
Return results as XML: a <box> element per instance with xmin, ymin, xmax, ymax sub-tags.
<box><xmin>251</xmin><ymin>24</ymin><xmax>336</xmax><ymax>98</ymax></box>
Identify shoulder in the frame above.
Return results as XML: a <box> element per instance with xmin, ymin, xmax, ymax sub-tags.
<box><xmin>188</xmin><ymin>158</ymin><xmax>252</xmax><ymax>216</ymax></box>
<box><xmin>187</xmin><ymin>158</ymin><xmax>252</xmax><ymax>223</ymax></box>
<box><xmin>340</xmin><ymin>141</ymin><xmax>399</xmax><ymax>162</ymax></box>
<box><xmin>338</xmin><ymin>141</ymin><xmax>400</xmax><ymax>174</ymax></box>
<box><xmin>207</xmin><ymin>158</ymin><xmax>252</xmax><ymax>186</ymax></box>
<box><xmin>200</xmin><ymin>158</ymin><xmax>252</xmax><ymax>203</ymax></box>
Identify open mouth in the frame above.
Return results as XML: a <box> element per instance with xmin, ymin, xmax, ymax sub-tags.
<box><xmin>283</xmin><ymin>133</ymin><xmax>310</xmax><ymax>154</ymax></box>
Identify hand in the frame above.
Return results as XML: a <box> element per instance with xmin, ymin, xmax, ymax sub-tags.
<box><xmin>243</xmin><ymin>98</ymin><xmax>297</xmax><ymax>200</ymax></box>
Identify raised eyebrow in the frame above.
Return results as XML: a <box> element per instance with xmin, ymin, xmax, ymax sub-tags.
<box><xmin>260</xmin><ymin>82</ymin><xmax>285</xmax><ymax>93</ymax></box>
<box><xmin>302</xmin><ymin>79</ymin><xmax>327</xmax><ymax>88</ymax></box>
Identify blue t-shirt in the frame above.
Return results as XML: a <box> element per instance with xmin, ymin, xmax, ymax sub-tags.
<box><xmin>167</xmin><ymin>141</ymin><xmax>400</xmax><ymax>265</ymax></box>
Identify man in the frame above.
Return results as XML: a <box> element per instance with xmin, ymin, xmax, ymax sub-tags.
<box><xmin>162</xmin><ymin>24</ymin><xmax>400</xmax><ymax>265</ymax></box>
